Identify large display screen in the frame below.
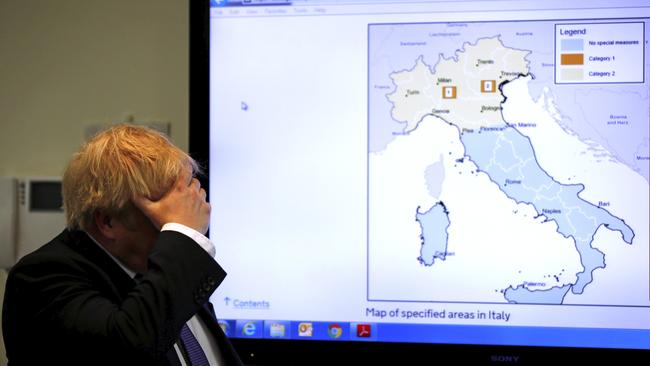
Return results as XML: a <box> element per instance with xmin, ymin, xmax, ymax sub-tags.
<box><xmin>207</xmin><ymin>0</ymin><xmax>650</xmax><ymax>355</ymax></box>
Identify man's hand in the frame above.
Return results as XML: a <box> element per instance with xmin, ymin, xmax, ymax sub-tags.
<box><xmin>133</xmin><ymin>171</ymin><xmax>211</xmax><ymax>234</ymax></box>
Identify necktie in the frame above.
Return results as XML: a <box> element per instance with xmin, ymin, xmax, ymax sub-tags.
<box><xmin>179</xmin><ymin>323</ymin><xmax>210</xmax><ymax>366</ymax></box>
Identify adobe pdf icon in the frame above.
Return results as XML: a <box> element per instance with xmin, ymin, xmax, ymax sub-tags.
<box><xmin>356</xmin><ymin>324</ymin><xmax>371</xmax><ymax>338</ymax></box>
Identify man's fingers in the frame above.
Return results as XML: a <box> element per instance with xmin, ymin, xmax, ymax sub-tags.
<box><xmin>129</xmin><ymin>170</ymin><xmax>209</xmax><ymax>233</ymax></box>
<box><xmin>181</xmin><ymin>169</ymin><xmax>193</xmax><ymax>187</ymax></box>
<box><xmin>189</xmin><ymin>177</ymin><xmax>201</xmax><ymax>192</ymax></box>
<box><xmin>132</xmin><ymin>195</ymin><xmax>161</xmax><ymax>229</ymax></box>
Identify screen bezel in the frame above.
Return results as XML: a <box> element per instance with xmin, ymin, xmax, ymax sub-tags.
<box><xmin>189</xmin><ymin>1</ymin><xmax>649</xmax><ymax>363</ymax></box>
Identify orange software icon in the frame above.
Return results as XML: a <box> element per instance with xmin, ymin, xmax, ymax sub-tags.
<box><xmin>442</xmin><ymin>86</ymin><xmax>457</xmax><ymax>99</ymax></box>
<box><xmin>298</xmin><ymin>322</ymin><xmax>313</xmax><ymax>337</ymax></box>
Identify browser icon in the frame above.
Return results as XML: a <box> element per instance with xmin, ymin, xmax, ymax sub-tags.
<box><xmin>328</xmin><ymin>324</ymin><xmax>343</xmax><ymax>339</ymax></box>
<box><xmin>241</xmin><ymin>321</ymin><xmax>257</xmax><ymax>337</ymax></box>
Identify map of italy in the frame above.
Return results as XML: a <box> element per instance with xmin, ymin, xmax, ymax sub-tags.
<box><xmin>368</xmin><ymin>26</ymin><xmax>649</xmax><ymax>306</ymax></box>
<box><xmin>387</xmin><ymin>37</ymin><xmax>528</xmax><ymax>133</ymax></box>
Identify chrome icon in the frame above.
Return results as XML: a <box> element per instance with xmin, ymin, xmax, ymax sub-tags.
<box><xmin>328</xmin><ymin>324</ymin><xmax>343</xmax><ymax>339</ymax></box>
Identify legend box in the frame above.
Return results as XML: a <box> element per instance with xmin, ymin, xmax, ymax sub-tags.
<box><xmin>555</xmin><ymin>22</ymin><xmax>644</xmax><ymax>84</ymax></box>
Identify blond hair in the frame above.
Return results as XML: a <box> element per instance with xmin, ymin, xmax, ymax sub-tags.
<box><xmin>62</xmin><ymin>124</ymin><xmax>199</xmax><ymax>230</ymax></box>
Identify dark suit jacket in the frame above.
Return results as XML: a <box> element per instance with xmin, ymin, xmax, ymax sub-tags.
<box><xmin>2</xmin><ymin>229</ymin><xmax>243</xmax><ymax>366</ymax></box>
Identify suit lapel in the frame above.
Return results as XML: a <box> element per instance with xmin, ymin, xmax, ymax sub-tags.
<box><xmin>198</xmin><ymin>304</ymin><xmax>243</xmax><ymax>366</ymax></box>
<box><xmin>64</xmin><ymin>230</ymin><xmax>241</xmax><ymax>365</ymax></box>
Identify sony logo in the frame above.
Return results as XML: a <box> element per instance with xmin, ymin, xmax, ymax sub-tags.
<box><xmin>490</xmin><ymin>354</ymin><xmax>520</xmax><ymax>363</ymax></box>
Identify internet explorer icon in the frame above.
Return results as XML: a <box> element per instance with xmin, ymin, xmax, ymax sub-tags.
<box><xmin>241</xmin><ymin>321</ymin><xmax>257</xmax><ymax>337</ymax></box>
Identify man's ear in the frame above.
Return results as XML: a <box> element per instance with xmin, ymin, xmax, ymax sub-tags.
<box><xmin>94</xmin><ymin>210</ymin><xmax>118</xmax><ymax>239</ymax></box>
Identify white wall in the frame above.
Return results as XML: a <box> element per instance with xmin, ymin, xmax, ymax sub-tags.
<box><xmin>0</xmin><ymin>1</ymin><xmax>189</xmax><ymax>364</ymax></box>
<box><xmin>0</xmin><ymin>0</ymin><xmax>189</xmax><ymax>178</ymax></box>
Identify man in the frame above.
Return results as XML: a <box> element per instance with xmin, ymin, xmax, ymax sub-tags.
<box><xmin>2</xmin><ymin>125</ymin><xmax>242</xmax><ymax>365</ymax></box>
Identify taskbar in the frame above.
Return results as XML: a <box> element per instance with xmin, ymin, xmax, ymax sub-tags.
<box><xmin>217</xmin><ymin>319</ymin><xmax>650</xmax><ymax>350</ymax></box>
